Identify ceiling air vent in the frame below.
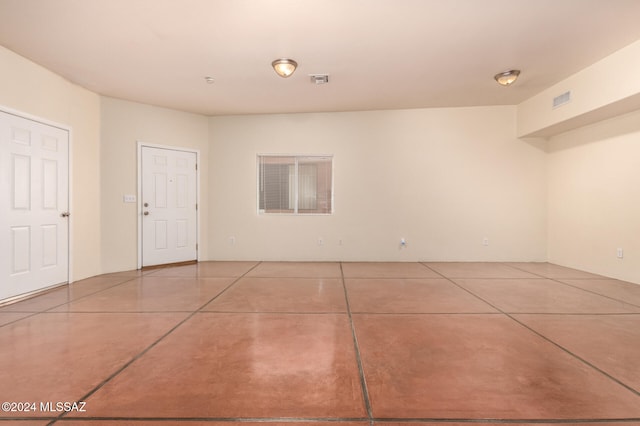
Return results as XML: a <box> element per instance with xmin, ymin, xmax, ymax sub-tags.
<box><xmin>553</xmin><ymin>91</ymin><xmax>571</xmax><ymax>109</ymax></box>
<box><xmin>309</xmin><ymin>74</ymin><xmax>329</xmax><ymax>85</ymax></box>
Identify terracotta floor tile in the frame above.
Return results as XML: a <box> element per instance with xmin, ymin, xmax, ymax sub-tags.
<box><xmin>247</xmin><ymin>262</ymin><xmax>342</xmax><ymax>278</ymax></box>
<box><xmin>353</xmin><ymin>314</ymin><xmax>640</xmax><ymax>419</ymax></box>
<box><xmin>506</xmin><ymin>262</ymin><xmax>605</xmax><ymax>279</ymax></box>
<box><xmin>424</xmin><ymin>262</ymin><xmax>539</xmax><ymax>279</ymax></box>
<box><xmin>0</xmin><ymin>312</ymin><xmax>36</xmax><ymax>326</ymax></box>
<box><xmin>74</xmin><ymin>422</ymin><xmax>369</xmax><ymax>426</ymax></box>
<box><xmin>0</xmin><ymin>421</ymin><xmax>50</xmax><ymax>425</ymax></box>
<box><xmin>558</xmin><ymin>279</ymin><xmax>640</xmax><ymax>306</ymax></box>
<box><xmin>74</xmin><ymin>313</ymin><xmax>366</xmax><ymax>418</ymax></box>
<box><xmin>0</xmin><ymin>276</ymin><xmax>134</xmax><ymax>313</ymax></box>
<box><xmin>101</xmin><ymin>269</ymin><xmax>148</xmax><ymax>278</ymax></box>
<box><xmin>148</xmin><ymin>261</ymin><xmax>259</xmax><ymax>278</ymax></box>
<box><xmin>0</xmin><ymin>286</ymin><xmax>74</xmax><ymax>312</ymax></box>
<box><xmin>345</xmin><ymin>278</ymin><xmax>496</xmax><ymax>313</ymax></box>
<box><xmin>0</xmin><ymin>312</ymin><xmax>187</xmax><ymax>418</ymax></box>
<box><xmin>378</xmin><ymin>424</ymin><xmax>640</xmax><ymax>426</ymax></box>
<box><xmin>3</xmin><ymin>261</ymin><xmax>637</xmax><ymax>423</ymax></box>
<box><xmin>514</xmin><ymin>314</ymin><xmax>640</xmax><ymax>391</ymax></box>
<box><xmin>67</xmin><ymin>274</ymin><xmax>136</xmax><ymax>296</ymax></box>
<box><xmin>203</xmin><ymin>277</ymin><xmax>347</xmax><ymax>312</ymax></box>
<box><xmin>51</xmin><ymin>277</ymin><xmax>235</xmax><ymax>312</ymax></box>
<box><xmin>454</xmin><ymin>278</ymin><xmax>640</xmax><ymax>313</ymax></box>
<box><xmin>342</xmin><ymin>262</ymin><xmax>440</xmax><ymax>278</ymax></box>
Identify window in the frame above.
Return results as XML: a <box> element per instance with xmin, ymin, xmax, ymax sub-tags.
<box><xmin>258</xmin><ymin>155</ymin><xmax>333</xmax><ymax>214</ymax></box>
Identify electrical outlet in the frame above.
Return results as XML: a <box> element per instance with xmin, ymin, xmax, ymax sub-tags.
<box><xmin>229</xmin><ymin>236</ymin><xmax>236</xmax><ymax>245</ymax></box>
<box><xmin>617</xmin><ymin>248</ymin><xmax>624</xmax><ymax>259</ymax></box>
<box><xmin>482</xmin><ymin>237</ymin><xmax>489</xmax><ymax>246</ymax></box>
<box><xmin>318</xmin><ymin>237</ymin><xmax>324</xmax><ymax>246</ymax></box>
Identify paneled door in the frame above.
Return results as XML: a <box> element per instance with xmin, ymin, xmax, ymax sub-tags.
<box><xmin>141</xmin><ymin>146</ymin><xmax>197</xmax><ymax>267</ymax></box>
<box><xmin>0</xmin><ymin>110</ymin><xmax>69</xmax><ymax>301</ymax></box>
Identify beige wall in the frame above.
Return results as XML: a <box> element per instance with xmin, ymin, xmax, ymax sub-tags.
<box><xmin>208</xmin><ymin>106</ymin><xmax>548</xmax><ymax>261</ymax></box>
<box><xmin>0</xmin><ymin>45</ymin><xmax>101</xmax><ymax>281</ymax></box>
<box><xmin>100</xmin><ymin>97</ymin><xmax>210</xmax><ymax>273</ymax></box>
<box><xmin>3</xmin><ymin>43</ymin><xmax>637</xmax><ymax>283</ymax></box>
<box><xmin>548</xmin><ymin>109</ymin><xmax>640</xmax><ymax>284</ymax></box>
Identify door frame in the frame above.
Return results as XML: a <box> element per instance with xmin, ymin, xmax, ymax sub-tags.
<box><xmin>0</xmin><ymin>104</ymin><xmax>73</xmax><ymax>287</ymax></box>
<box><xmin>136</xmin><ymin>141</ymin><xmax>200</xmax><ymax>269</ymax></box>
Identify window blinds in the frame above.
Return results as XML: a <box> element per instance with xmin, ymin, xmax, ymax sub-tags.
<box><xmin>258</xmin><ymin>155</ymin><xmax>333</xmax><ymax>214</ymax></box>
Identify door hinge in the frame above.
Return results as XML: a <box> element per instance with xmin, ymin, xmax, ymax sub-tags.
<box><xmin>195</xmin><ymin>203</ymin><xmax>198</xmax><ymax>210</ymax></box>
<box><xmin>196</xmin><ymin>243</ymin><xmax>199</xmax><ymax>250</ymax></box>
<box><xmin>195</xmin><ymin>163</ymin><xmax>198</xmax><ymax>171</ymax></box>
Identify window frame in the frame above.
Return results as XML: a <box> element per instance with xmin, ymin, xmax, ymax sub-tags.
<box><xmin>257</xmin><ymin>154</ymin><xmax>334</xmax><ymax>216</ymax></box>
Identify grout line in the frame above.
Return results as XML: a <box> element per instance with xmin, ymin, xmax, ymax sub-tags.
<box><xmin>426</xmin><ymin>267</ymin><xmax>640</xmax><ymax>398</ymax></box>
<box><xmin>192</xmin><ymin>263</ymin><xmax>263</xmax><ymax>314</ymax></box>
<box><xmin>33</xmin><ymin>415</ymin><xmax>640</xmax><ymax>423</ymax></box>
<box><xmin>242</xmin><ymin>275</ymin><xmax>343</xmax><ymax>279</ymax></box>
<box><xmin>340</xmin><ymin>262</ymin><xmax>374</xmax><ymax>420</ymax></box>
<box><xmin>420</xmin><ymin>262</ymin><xmax>640</xmax><ymax>315</ymax></box>
<box><xmin>53</xmin><ymin>262</ymin><xmax>263</xmax><ymax>423</ymax></box>
<box><xmin>0</xmin><ymin>311</ymin><xmax>45</xmax><ymax>328</ymax></box>
<box><xmin>373</xmin><ymin>418</ymin><xmax>640</xmax><ymax>423</ymax></box>
<box><xmin>49</xmin><ymin>276</ymin><xmax>141</xmax><ymax>309</ymax></box>
<box><xmin>34</xmin><ymin>310</ymin><xmax>198</xmax><ymax>314</ymax></box>
<box><xmin>493</xmin><ymin>312</ymin><xmax>640</xmax><ymax>316</ymax></box>
<box><xmin>133</xmin><ymin>274</ymin><xmax>256</xmax><ymax>279</ymax></box>
<box><xmin>199</xmin><ymin>310</ymin><xmax>348</xmax><ymax>314</ymax></box>
<box><xmin>426</xmin><ymin>277</ymin><xmax>547</xmax><ymax>280</ymax></box>
<box><xmin>504</xmin><ymin>262</ymin><xmax>640</xmax><ymax>309</ymax></box>
<box><xmin>44</xmin><ymin>416</ymin><xmax>373</xmax><ymax>423</ymax></box>
<box><xmin>504</xmin><ymin>262</ymin><xmax>607</xmax><ymax>281</ymax></box>
<box><xmin>549</xmin><ymin>279</ymin><xmax>640</xmax><ymax>309</ymax></box>
<box><xmin>55</xmin><ymin>276</ymin><xmax>143</xmax><ymax>304</ymax></box>
<box><xmin>506</xmin><ymin>315</ymin><xmax>640</xmax><ymax>397</ymax></box>
<box><xmin>0</xmin><ymin>276</ymin><xmax>143</xmax><ymax>329</ymax></box>
<box><xmin>350</xmin><ymin>311</ymin><xmax>503</xmax><ymax>315</ymax></box>
<box><xmin>39</xmin><ymin>310</ymin><xmax>640</xmax><ymax>316</ymax></box>
<box><xmin>344</xmin><ymin>277</ymin><xmax>456</xmax><ymax>281</ymax></box>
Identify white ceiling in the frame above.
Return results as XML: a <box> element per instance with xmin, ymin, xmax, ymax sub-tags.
<box><xmin>1</xmin><ymin>0</ymin><xmax>640</xmax><ymax>116</ymax></box>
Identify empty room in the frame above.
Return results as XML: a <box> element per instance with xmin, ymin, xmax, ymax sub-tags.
<box><xmin>0</xmin><ymin>0</ymin><xmax>639</xmax><ymax>425</ymax></box>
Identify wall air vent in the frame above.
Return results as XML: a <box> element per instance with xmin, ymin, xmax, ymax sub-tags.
<box><xmin>553</xmin><ymin>91</ymin><xmax>571</xmax><ymax>109</ymax></box>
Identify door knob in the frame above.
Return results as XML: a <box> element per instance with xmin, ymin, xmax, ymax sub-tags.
<box><xmin>144</xmin><ymin>202</ymin><xmax>149</xmax><ymax>207</ymax></box>
<box><xmin>61</xmin><ymin>212</ymin><xmax>70</xmax><ymax>218</ymax></box>
<box><xmin>143</xmin><ymin>211</ymin><xmax>149</xmax><ymax>216</ymax></box>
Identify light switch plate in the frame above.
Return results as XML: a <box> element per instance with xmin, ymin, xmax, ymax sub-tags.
<box><xmin>123</xmin><ymin>194</ymin><xmax>136</xmax><ymax>203</ymax></box>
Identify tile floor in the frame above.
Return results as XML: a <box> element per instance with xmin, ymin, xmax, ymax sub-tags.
<box><xmin>0</xmin><ymin>261</ymin><xmax>639</xmax><ymax>425</ymax></box>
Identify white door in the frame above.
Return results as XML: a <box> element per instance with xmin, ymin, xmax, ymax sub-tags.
<box><xmin>141</xmin><ymin>146</ymin><xmax>197</xmax><ymax>267</ymax></box>
<box><xmin>0</xmin><ymin>110</ymin><xmax>69</xmax><ymax>301</ymax></box>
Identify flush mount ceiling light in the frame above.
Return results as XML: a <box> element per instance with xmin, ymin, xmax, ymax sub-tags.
<box><xmin>272</xmin><ymin>58</ymin><xmax>298</xmax><ymax>78</ymax></box>
<box><xmin>494</xmin><ymin>70</ymin><xmax>521</xmax><ymax>86</ymax></box>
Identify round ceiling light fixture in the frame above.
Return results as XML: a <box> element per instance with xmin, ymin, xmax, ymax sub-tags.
<box><xmin>272</xmin><ymin>58</ymin><xmax>298</xmax><ymax>78</ymax></box>
<box><xmin>494</xmin><ymin>70</ymin><xmax>521</xmax><ymax>86</ymax></box>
